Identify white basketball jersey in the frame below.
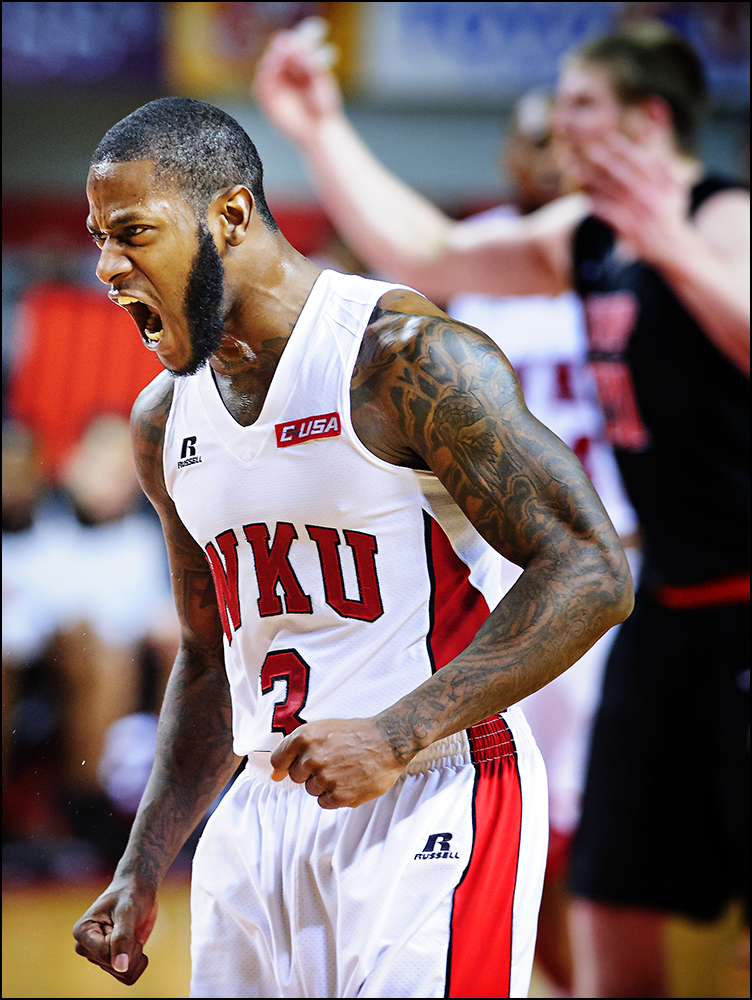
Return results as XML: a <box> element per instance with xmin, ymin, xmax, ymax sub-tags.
<box><xmin>163</xmin><ymin>270</ymin><xmax>503</xmax><ymax>755</ymax></box>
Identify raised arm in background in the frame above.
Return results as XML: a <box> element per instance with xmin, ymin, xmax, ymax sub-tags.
<box><xmin>253</xmin><ymin>18</ymin><xmax>582</xmax><ymax>300</ymax></box>
<box><xmin>255</xmin><ymin>19</ymin><xmax>749</xmax><ymax>373</ymax></box>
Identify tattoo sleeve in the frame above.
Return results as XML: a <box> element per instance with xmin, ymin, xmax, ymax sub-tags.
<box><xmin>355</xmin><ymin>303</ymin><xmax>634</xmax><ymax>762</ymax></box>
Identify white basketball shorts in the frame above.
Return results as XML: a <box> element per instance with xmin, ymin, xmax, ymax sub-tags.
<box><xmin>189</xmin><ymin>706</ymin><xmax>547</xmax><ymax>998</ymax></box>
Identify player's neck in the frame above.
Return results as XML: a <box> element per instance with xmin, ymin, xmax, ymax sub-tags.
<box><xmin>215</xmin><ymin>239</ymin><xmax>320</xmax><ymax>359</ymax></box>
<box><xmin>208</xmin><ymin>248</ymin><xmax>322</xmax><ymax>425</ymax></box>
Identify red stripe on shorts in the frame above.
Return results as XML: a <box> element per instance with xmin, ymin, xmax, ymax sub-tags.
<box><xmin>446</xmin><ymin>715</ymin><xmax>523</xmax><ymax>998</ymax></box>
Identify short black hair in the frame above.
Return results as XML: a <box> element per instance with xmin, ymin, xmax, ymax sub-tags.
<box><xmin>91</xmin><ymin>97</ymin><xmax>278</xmax><ymax>229</ymax></box>
<box><xmin>573</xmin><ymin>21</ymin><xmax>707</xmax><ymax>154</ymax></box>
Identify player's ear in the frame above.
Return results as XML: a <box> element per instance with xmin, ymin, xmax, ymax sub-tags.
<box><xmin>209</xmin><ymin>185</ymin><xmax>253</xmax><ymax>249</ymax></box>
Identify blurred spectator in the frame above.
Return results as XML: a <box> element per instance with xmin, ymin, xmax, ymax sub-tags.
<box><xmin>3</xmin><ymin>415</ymin><xmax>178</xmax><ymax>879</ymax></box>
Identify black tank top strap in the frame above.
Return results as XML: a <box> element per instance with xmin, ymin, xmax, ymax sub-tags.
<box><xmin>573</xmin><ymin>175</ymin><xmax>748</xmax><ymax>292</ymax></box>
<box><xmin>571</xmin><ymin>216</ymin><xmax>613</xmax><ymax>292</ymax></box>
<box><xmin>689</xmin><ymin>175</ymin><xmax>749</xmax><ymax>217</ymax></box>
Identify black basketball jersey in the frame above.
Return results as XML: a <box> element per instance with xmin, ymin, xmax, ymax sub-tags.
<box><xmin>573</xmin><ymin>177</ymin><xmax>749</xmax><ymax>586</ymax></box>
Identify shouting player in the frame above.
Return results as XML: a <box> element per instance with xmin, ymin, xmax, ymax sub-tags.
<box><xmin>71</xmin><ymin>97</ymin><xmax>632</xmax><ymax>998</ymax></box>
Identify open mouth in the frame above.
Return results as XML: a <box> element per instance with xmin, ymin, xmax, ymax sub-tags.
<box><xmin>116</xmin><ymin>295</ymin><xmax>164</xmax><ymax>344</ymax></box>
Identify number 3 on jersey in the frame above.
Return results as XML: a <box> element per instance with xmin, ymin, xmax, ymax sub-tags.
<box><xmin>260</xmin><ymin>648</ymin><xmax>310</xmax><ymax>735</ymax></box>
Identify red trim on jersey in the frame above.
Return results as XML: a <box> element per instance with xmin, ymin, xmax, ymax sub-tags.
<box><xmin>653</xmin><ymin>572</ymin><xmax>749</xmax><ymax>609</ymax></box>
<box><xmin>447</xmin><ymin>716</ymin><xmax>523</xmax><ymax>998</ymax></box>
<box><xmin>424</xmin><ymin>513</ymin><xmax>491</xmax><ymax>670</ymax></box>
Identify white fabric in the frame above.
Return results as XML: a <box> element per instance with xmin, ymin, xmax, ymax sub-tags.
<box><xmin>163</xmin><ymin>270</ymin><xmax>503</xmax><ymax>756</ymax></box>
<box><xmin>189</xmin><ymin>706</ymin><xmax>547</xmax><ymax>999</ymax></box>
<box><xmin>158</xmin><ymin>269</ymin><xmax>548</xmax><ymax>997</ymax></box>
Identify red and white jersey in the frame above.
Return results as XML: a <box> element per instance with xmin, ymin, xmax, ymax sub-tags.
<box><xmin>163</xmin><ymin>270</ymin><xmax>503</xmax><ymax>756</ymax></box>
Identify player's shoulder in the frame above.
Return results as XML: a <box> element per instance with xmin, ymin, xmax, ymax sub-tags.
<box><xmin>353</xmin><ymin>287</ymin><xmax>522</xmax><ymax>467</ymax></box>
<box><xmin>693</xmin><ymin>183</ymin><xmax>750</xmax><ymax>255</ymax></box>
<box><xmin>359</xmin><ymin>287</ymin><xmax>518</xmax><ymax>402</ymax></box>
<box><xmin>130</xmin><ymin>370</ymin><xmax>175</xmax><ymax>503</ymax></box>
<box><xmin>369</xmin><ymin>286</ymin><xmax>513</xmax><ymax>360</ymax></box>
<box><xmin>373</xmin><ymin>286</ymin><xmax>448</xmax><ymax>319</ymax></box>
<box><xmin>131</xmin><ymin>370</ymin><xmax>175</xmax><ymax>434</ymax></box>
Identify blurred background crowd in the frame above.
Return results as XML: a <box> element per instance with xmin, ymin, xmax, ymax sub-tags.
<box><xmin>2</xmin><ymin>3</ymin><xmax>749</xmax><ymax>997</ymax></box>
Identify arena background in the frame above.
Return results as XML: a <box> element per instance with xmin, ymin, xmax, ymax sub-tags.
<box><xmin>2</xmin><ymin>3</ymin><xmax>749</xmax><ymax>997</ymax></box>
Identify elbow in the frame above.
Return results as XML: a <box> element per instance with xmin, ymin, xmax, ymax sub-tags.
<box><xmin>599</xmin><ymin>543</ymin><xmax>635</xmax><ymax>628</ymax></box>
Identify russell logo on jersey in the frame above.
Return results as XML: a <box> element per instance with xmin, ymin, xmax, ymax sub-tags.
<box><xmin>178</xmin><ymin>435</ymin><xmax>202</xmax><ymax>468</ymax></box>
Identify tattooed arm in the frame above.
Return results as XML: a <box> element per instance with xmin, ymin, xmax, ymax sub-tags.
<box><xmin>73</xmin><ymin>372</ymin><xmax>241</xmax><ymax>985</ymax></box>
<box><xmin>270</xmin><ymin>289</ymin><xmax>634</xmax><ymax>806</ymax></box>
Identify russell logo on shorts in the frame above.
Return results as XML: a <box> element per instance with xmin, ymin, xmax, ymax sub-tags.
<box><xmin>414</xmin><ymin>832</ymin><xmax>460</xmax><ymax>860</ymax></box>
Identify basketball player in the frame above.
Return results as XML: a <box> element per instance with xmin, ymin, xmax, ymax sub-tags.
<box><xmin>70</xmin><ymin>98</ymin><xmax>632</xmax><ymax>998</ymax></box>
<box><xmin>255</xmin><ymin>19</ymin><xmax>750</xmax><ymax>996</ymax></box>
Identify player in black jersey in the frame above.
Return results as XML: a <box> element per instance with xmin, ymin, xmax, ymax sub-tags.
<box><xmin>256</xmin><ymin>18</ymin><xmax>749</xmax><ymax>996</ymax></box>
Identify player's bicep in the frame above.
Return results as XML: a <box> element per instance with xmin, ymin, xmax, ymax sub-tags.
<box><xmin>440</xmin><ymin>222</ymin><xmax>571</xmax><ymax>299</ymax></box>
<box><xmin>440</xmin><ymin>191</ymin><xmax>585</xmax><ymax>299</ymax></box>
<box><xmin>396</xmin><ymin>319</ymin><xmax>615</xmax><ymax>566</ymax></box>
<box><xmin>694</xmin><ymin>189</ymin><xmax>750</xmax><ymax>266</ymax></box>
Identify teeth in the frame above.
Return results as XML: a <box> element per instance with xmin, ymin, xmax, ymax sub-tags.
<box><xmin>114</xmin><ymin>293</ymin><xmax>164</xmax><ymax>344</ymax></box>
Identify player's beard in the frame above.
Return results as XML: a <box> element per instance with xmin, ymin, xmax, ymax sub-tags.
<box><xmin>174</xmin><ymin>223</ymin><xmax>226</xmax><ymax>377</ymax></box>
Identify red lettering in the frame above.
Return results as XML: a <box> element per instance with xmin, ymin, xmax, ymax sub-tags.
<box><xmin>556</xmin><ymin>362</ymin><xmax>575</xmax><ymax>401</ymax></box>
<box><xmin>205</xmin><ymin>530</ymin><xmax>242</xmax><ymax>643</ymax></box>
<box><xmin>583</xmin><ymin>291</ymin><xmax>648</xmax><ymax>452</ymax></box>
<box><xmin>275</xmin><ymin>412</ymin><xmax>341</xmax><ymax>448</ymax></box>
<box><xmin>584</xmin><ymin>291</ymin><xmax>638</xmax><ymax>353</ymax></box>
<box><xmin>306</xmin><ymin>525</ymin><xmax>384</xmax><ymax>622</ymax></box>
<box><xmin>243</xmin><ymin>522</ymin><xmax>313</xmax><ymax>617</ymax></box>
<box><xmin>572</xmin><ymin>435</ymin><xmax>594</xmax><ymax>480</ymax></box>
<box><xmin>260</xmin><ymin>648</ymin><xmax>310</xmax><ymax>736</ymax></box>
<box><xmin>590</xmin><ymin>361</ymin><xmax>650</xmax><ymax>452</ymax></box>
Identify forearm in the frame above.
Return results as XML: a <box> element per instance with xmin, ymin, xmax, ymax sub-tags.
<box><xmin>115</xmin><ymin>642</ymin><xmax>240</xmax><ymax>888</ymax></box>
<box><xmin>302</xmin><ymin>113</ymin><xmax>455</xmax><ymax>280</ymax></box>
<box><xmin>653</xmin><ymin>227</ymin><xmax>750</xmax><ymax>375</ymax></box>
<box><xmin>376</xmin><ymin>540</ymin><xmax>633</xmax><ymax>762</ymax></box>
<box><xmin>303</xmin><ymin>115</ymin><xmax>580</xmax><ymax>297</ymax></box>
